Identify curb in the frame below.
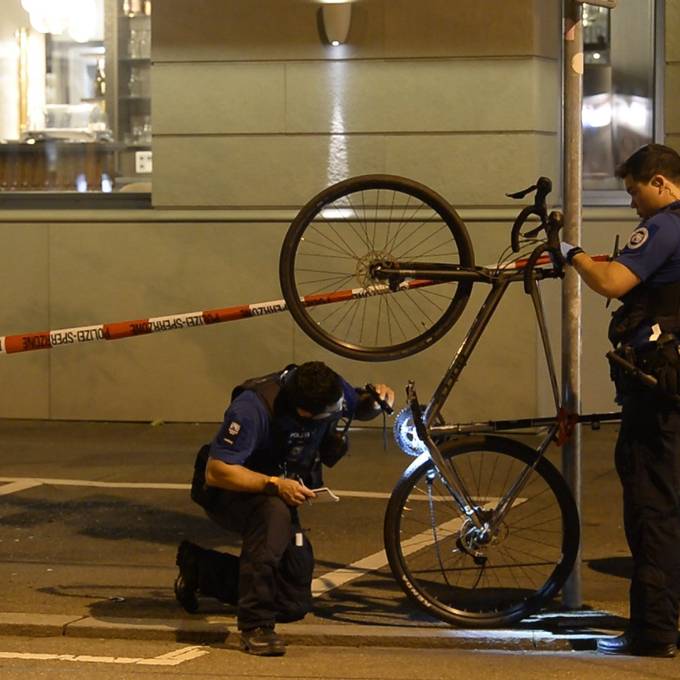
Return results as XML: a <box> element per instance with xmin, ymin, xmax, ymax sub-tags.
<box><xmin>0</xmin><ymin>612</ymin><xmax>613</xmax><ymax>651</ymax></box>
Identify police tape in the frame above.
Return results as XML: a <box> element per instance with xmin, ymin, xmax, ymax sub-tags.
<box><xmin>0</xmin><ymin>279</ymin><xmax>436</xmax><ymax>355</ymax></box>
<box><xmin>0</xmin><ymin>253</ymin><xmax>610</xmax><ymax>356</ymax></box>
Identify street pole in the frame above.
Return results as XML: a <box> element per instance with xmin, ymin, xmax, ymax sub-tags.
<box><xmin>562</xmin><ymin>0</ymin><xmax>583</xmax><ymax>610</ymax></box>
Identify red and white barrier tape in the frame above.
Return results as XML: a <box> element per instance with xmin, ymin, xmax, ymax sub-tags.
<box><xmin>0</xmin><ymin>253</ymin><xmax>610</xmax><ymax>356</ymax></box>
<box><xmin>0</xmin><ymin>279</ymin><xmax>434</xmax><ymax>355</ymax></box>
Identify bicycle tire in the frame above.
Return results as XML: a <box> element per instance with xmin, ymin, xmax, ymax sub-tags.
<box><xmin>384</xmin><ymin>435</ymin><xmax>579</xmax><ymax>627</ymax></box>
<box><xmin>279</xmin><ymin>175</ymin><xmax>474</xmax><ymax>361</ymax></box>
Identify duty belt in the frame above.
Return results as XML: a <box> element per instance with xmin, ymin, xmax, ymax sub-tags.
<box><xmin>606</xmin><ymin>346</ymin><xmax>680</xmax><ymax>405</ymax></box>
<box><xmin>606</xmin><ymin>346</ymin><xmax>657</xmax><ymax>389</ymax></box>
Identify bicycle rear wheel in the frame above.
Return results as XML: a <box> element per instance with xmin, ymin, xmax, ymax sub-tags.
<box><xmin>384</xmin><ymin>436</ymin><xmax>579</xmax><ymax>627</ymax></box>
<box><xmin>279</xmin><ymin>175</ymin><xmax>474</xmax><ymax>361</ymax></box>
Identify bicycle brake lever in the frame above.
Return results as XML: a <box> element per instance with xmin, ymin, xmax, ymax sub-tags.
<box><xmin>510</xmin><ymin>206</ymin><xmax>536</xmax><ymax>252</ymax></box>
<box><xmin>509</xmin><ymin>178</ymin><xmax>553</xmax><ymax>252</ymax></box>
<box><xmin>523</xmin><ymin>224</ymin><xmax>543</xmax><ymax>239</ymax></box>
<box><xmin>506</xmin><ymin>184</ymin><xmax>537</xmax><ymax>200</ymax></box>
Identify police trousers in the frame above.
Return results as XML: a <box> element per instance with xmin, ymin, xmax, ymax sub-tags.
<box><xmin>202</xmin><ymin>491</ymin><xmax>314</xmax><ymax>631</ymax></box>
<box><xmin>615</xmin><ymin>391</ymin><xmax>680</xmax><ymax>642</ymax></box>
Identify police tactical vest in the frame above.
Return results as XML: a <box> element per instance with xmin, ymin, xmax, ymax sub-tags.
<box><xmin>231</xmin><ymin>365</ymin><xmax>345</xmax><ymax>484</ymax></box>
<box><xmin>609</xmin><ymin>208</ymin><xmax>680</xmax><ymax>347</ymax></box>
<box><xmin>608</xmin><ymin>279</ymin><xmax>680</xmax><ymax>346</ymax></box>
<box><xmin>230</xmin><ymin>365</ymin><xmax>295</xmax><ymax>415</ymax></box>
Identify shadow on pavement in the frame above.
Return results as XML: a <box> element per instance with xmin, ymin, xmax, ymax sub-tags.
<box><xmin>0</xmin><ymin>493</ymin><xmax>218</xmax><ymax>545</ymax></box>
<box><xmin>587</xmin><ymin>556</ymin><xmax>632</xmax><ymax>579</ymax></box>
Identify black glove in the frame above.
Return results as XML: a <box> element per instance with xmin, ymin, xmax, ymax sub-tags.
<box><xmin>653</xmin><ymin>335</ymin><xmax>680</xmax><ymax>396</ymax></box>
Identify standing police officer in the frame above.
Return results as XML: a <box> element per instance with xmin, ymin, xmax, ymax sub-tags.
<box><xmin>561</xmin><ymin>144</ymin><xmax>680</xmax><ymax>657</ymax></box>
<box><xmin>174</xmin><ymin>361</ymin><xmax>394</xmax><ymax>656</ymax></box>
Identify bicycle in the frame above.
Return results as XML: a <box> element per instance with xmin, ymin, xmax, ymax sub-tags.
<box><xmin>279</xmin><ymin>174</ymin><xmax>620</xmax><ymax>626</ymax></box>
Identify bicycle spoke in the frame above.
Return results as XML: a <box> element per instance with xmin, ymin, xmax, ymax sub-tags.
<box><xmin>282</xmin><ymin>177</ymin><xmax>473</xmax><ymax>359</ymax></box>
<box><xmin>388</xmin><ymin>441</ymin><xmax>577</xmax><ymax>623</ymax></box>
<box><xmin>305</xmin><ymin>228</ymin><xmax>359</xmax><ymax>259</ymax></box>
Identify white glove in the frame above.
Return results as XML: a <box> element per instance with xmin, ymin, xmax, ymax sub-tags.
<box><xmin>560</xmin><ymin>241</ymin><xmax>584</xmax><ymax>264</ymax></box>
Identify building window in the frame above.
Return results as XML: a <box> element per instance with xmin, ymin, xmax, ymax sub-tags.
<box><xmin>582</xmin><ymin>1</ymin><xmax>657</xmax><ymax>192</ymax></box>
<box><xmin>0</xmin><ymin>0</ymin><xmax>151</xmax><ymax>195</ymax></box>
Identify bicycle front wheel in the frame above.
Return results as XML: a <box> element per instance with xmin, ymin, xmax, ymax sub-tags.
<box><xmin>279</xmin><ymin>175</ymin><xmax>474</xmax><ymax>361</ymax></box>
<box><xmin>384</xmin><ymin>436</ymin><xmax>579</xmax><ymax>627</ymax></box>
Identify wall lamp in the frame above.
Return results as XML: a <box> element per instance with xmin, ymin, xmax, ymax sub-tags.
<box><xmin>320</xmin><ymin>2</ymin><xmax>352</xmax><ymax>47</ymax></box>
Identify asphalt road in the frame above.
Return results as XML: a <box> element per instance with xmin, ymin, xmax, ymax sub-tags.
<box><xmin>1</xmin><ymin>635</ymin><xmax>679</xmax><ymax>680</ymax></box>
<box><xmin>0</xmin><ymin>418</ymin><xmax>630</xmax><ymax>624</ymax></box>
<box><xmin>0</xmin><ymin>415</ymin><xmax>648</xmax><ymax>680</ymax></box>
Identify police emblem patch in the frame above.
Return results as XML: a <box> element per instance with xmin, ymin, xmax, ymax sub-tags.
<box><xmin>626</xmin><ymin>227</ymin><xmax>649</xmax><ymax>250</ymax></box>
<box><xmin>228</xmin><ymin>421</ymin><xmax>241</xmax><ymax>436</ymax></box>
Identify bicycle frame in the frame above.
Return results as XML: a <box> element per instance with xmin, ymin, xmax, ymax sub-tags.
<box><xmin>375</xmin><ymin>258</ymin><xmax>621</xmax><ymax>532</ymax></box>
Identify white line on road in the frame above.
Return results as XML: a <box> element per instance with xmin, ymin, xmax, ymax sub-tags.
<box><xmin>311</xmin><ymin>515</ymin><xmax>470</xmax><ymax>597</ymax></box>
<box><xmin>0</xmin><ymin>480</ymin><xmax>44</xmax><ymax>496</ymax></box>
<box><xmin>0</xmin><ymin>475</ymin><xmax>526</xmax><ymax>601</ymax></box>
<box><xmin>312</xmin><ymin>497</ymin><xmax>524</xmax><ymax>597</ymax></box>
<box><xmin>0</xmin><ymin>645</ymin><xmax>208</xmax><ymax>666</ymax></box>
<box><xmin>0</xmin><ymin>476</ymin><xmax>395</xmax><ymax>498</ymax></box>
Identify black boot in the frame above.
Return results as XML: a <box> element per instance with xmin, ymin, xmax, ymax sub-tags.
<box><xmin>174</xmin><ymin>540</ymin><xmax>200</xmax><ymax>614</ymax></box>
<box><xmin>597</xmin><ymin>632</ymin><xmax>676</xmax><ymax>658</ymax></box>
<box><xmin>240</xmin><ymin>626</ymin><xmax>286</xmax><ymax>656</ymax></box>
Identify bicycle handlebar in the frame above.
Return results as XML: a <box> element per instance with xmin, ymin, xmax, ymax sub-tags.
<box><xmin>506</xmin><ymin>176</ymin><xmax>566</xmax><ymax>292</ymax></box>
<box><xmin>365</xmin><ymin>383</ymin><xmax>394</xmax><ymax>415</ymax></box>
<box><xmin>507</xmin><ymin>176</ymin><xmax>552</xmax><ymax>253</ymax></box>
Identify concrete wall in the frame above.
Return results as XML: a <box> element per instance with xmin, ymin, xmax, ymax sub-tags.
<box><xmin>0</xmin><ymin>211</ymin><xmax>551</xmax><ymax>423</ymax></box>
<box><xmin>152</xmin><ymin>0</ymin><xmax>560</xmax><ymax>209</ymax></box>
<box><xmin>0</xmin><ymin>0</ymin><xmax>658</xmax><ymax>424</ymax></box>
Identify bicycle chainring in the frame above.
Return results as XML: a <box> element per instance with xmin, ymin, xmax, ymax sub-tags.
<box><xmin>393</xmin><ymin>407</ymin><xmax>429</xmax><ymax>457</ymax></box>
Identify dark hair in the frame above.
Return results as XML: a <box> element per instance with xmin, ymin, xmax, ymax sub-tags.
<box><xmin>284</xmin><ymin>362</ymin><xmax>342</xmax><ymax>414</ymax></box>
<box><xmin>615</xmin><ymin>143</ymin><xmax>680</xmax><ymax>183</ymax></box>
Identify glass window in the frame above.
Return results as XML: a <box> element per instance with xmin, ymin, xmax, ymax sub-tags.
<box><xmin>0</xmin><ymin>0</ymin><xmax>151</xmax><ymax>194</ymax></box>
<box><xmin>582</xmin><ymin>1</ymin><xmax>657</xmax><ymax>192</ymax></box>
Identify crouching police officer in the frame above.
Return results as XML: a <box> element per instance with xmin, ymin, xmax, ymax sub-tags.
<box><xmin>174</xmin><ymin>361</ymin><xmax>394</xmax><ymax>656</ymax></box>
<box><xmin>561</xmin><ymin>144</ymin><xmax>680</xmax><ymax>658</ymax></box>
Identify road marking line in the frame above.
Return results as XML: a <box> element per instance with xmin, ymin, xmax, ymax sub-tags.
<box><xmin>137</xmin><ymin>646</ymin><xmax>209</xmax><ymax>665</ymax></box>
<box><xmin>0</xmin><ymin>477</ymin><xmax>188</xmax><ymax>490</ymax></box>
<box><xmin>0</xmin><ymin>646</ymin><xmax>208</xmax><ymax>666</ymax></box>
<box><xmin>312</xmin><ymin>496</ymin><xmax>527</xmax><ymax>597</ymax></box>
<box><xmin>311</xmin><ymin>516</ymin><xmax>466</xmax><ymax>597</ymax></box>
<box><xmin>0</xmin><ymin>476</ymin><xmax>395</xmax><ymax>497</ymax></box>
<box><xmin>0</xmin><ymin>479</ymin><xmax>43</xmax><ymax>496</ymax></box>
<box><xmin>0</xmin><ymin>477</ymin><xmax>483</xmax><ymax>501</ymax></box>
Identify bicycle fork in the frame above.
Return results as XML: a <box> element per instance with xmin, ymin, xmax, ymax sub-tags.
<box><xmin>407</xmin><ymin>381</ymin><xmax>485</xmax><ymax>528</ymax></box>
<box><xmin>408</xmin><ymin>381</ymin><xmax>559</xmax><ymax>540</ymax></box>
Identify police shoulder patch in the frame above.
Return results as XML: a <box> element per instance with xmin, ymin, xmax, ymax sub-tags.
<box><xmin>223</xmin><ymin>420</ymin><xmax>242</xmax><ymax>446</ymax></box>
<box><xmin>626</xmin><ymin>227</ymin><xmax>649</xmax><ymax>250</ymax></box>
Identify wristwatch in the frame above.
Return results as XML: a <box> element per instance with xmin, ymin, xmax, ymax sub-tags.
<box><xmin>263</xmin><ymin>476</ymin><xmax>279</xmax><ymax>496</ymax></box>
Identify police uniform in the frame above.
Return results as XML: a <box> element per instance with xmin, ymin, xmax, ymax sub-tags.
<box><xmin>185</xmin><ymin>366</ymin><xmax>376</xmax><ymax>632</ymax></box>
<box><xmin>609</xmin><ymin>200</ymin><xmax>680</xmax><ymax>645</ymax></box>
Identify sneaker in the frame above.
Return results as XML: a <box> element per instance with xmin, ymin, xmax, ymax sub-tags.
<box><xmin>597</xmin><ymin>632</ymin><xmax>676</xmax><ymax>658</ymax></box>
<box><xmin>174</xmin><ymin>541</ymin><xmax>199</xmax><ymax>614</ymax></box>
<box><xmin>240</xmin><ymin>627</ymin><xmax>286</xmax><ymax>656</ymax></box>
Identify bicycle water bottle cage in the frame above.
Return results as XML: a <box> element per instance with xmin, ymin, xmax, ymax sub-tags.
<box><xmin>507</xmin><ymin>177</ymin><xmax>552</xmax><ymax>253</ymax></box>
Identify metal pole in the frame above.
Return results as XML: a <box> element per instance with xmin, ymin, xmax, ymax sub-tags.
<box><xmin>561</xmin><ymin>0</ymin><xmax>583</xmax><ymax>609</ymax></box>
